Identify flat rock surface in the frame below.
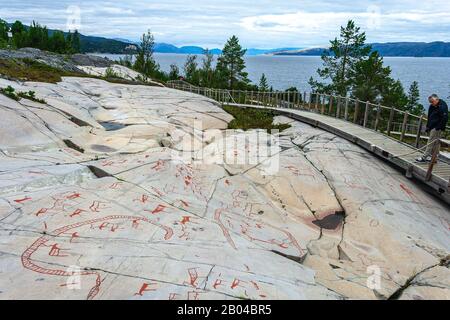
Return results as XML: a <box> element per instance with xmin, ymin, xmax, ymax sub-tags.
<box><xmin>0</xmin><ymin>77</ymin><xmax>448</xmax><ymax>300</ymax></box>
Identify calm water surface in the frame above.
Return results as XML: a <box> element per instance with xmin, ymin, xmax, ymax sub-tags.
<box><xmin>96</xmin><ymin>53</ymin><xmax>450</xmax><ymax>106</ymax></box>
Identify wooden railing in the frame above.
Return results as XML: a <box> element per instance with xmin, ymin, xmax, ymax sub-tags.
<box><xmin>167</xmin><ymin>81</ymin><xmax>450</xmax><ymax>185</ymax></box>
<box><xmin>166</xmin><ymin>80</ymin><xmax>450</xmax><ymax>147</ymax></box>
<box><xmin>166</xmin><ymin>80</ymin><xmax>450</xmax><ymax>196</ymax></box>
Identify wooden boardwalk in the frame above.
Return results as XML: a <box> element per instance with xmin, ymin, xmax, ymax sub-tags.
<box><xmin>165</xmin><ymin>81</ymin><xmax>450</xmax><ymax>204</ymax></box>
<box><xmin>228</xmin><ymin>103</ymin><xmax>450</xmax><ymax>204</ymax></box>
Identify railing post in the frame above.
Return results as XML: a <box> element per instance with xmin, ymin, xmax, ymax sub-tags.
<box><xmin>387</xmin><ymin>107</ymin><xmax>394</xmax><ymax>136</ymax></box>
<box><xmin>400</xmin><ymin>112</ymin><xmax>409</xmax><ymax>142</ymax></box>
<box><xmin>336</xmin><ymin>96</ymin><xmax>341</xmax><ymax>118</ymax></box>
<box><xmin>320</xmin><ymin>95</ymin><xmax>325</xmax><ymax>114</ymax></box>
<box><xmin>363</xmin><ymin>101</ymin><xmax>370</xmax><ymax>127</ymax></box>
<box><xmin>308</xmin><ymin>92</ymin><xmax>312</xmax><ymax>110</ymax></box>
<box><xmin>299</xmin><ymin>91</ymin><xmax>302</xmax><ymax>109</ymax></box>
<box><xmin>354</xmin><ymin>100</ymin><xmax>360</xmax><ymax>124</ymax></box>
<box><xmin>303</xmin><ymin>91</ymin><xmax>307</xmax><ymax>108</ymax></box>
<box><xmin>415</xmin><ymin>115</ymin><xmax>424</xmax><ymax>148</ymax></box>
<box><xmin>315</xmin><ymin>93</ymin><xmax>319</xmax><ymax>111</ymax></box>
<box><xmin>328</xmin><ymin>94</ymin><xmax>333</xmax><ymax>117</ymax></box>
<box><xmin>363</xmin><ymin>101</ymin><xmax>370</xmax><ymax>128</ymax></box>
<box><xmin>344</xmin><ymin>97</ymin><xmax>349</xmax><ymax>121</ymax></box>
<box><xmin>374</xmin><ymin>103</ymin><xmax>381</xmax><ymax>131</ymax></box>
<box><xmin>292</xmin><ymin>91</ymin><xmax>297</xmax><ymax>108</ymax></box>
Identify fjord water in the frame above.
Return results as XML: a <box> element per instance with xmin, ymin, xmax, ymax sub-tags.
<box><xmin>99</xmin><ymin>53</ymin><xmax>450</xmax><ymax>106</ymax></box>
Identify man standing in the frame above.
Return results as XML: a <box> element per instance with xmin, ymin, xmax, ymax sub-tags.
<box><xmin>416</xmin><ymin>94</ymin><xmax>449</xmax><ymax>163</ymax></box>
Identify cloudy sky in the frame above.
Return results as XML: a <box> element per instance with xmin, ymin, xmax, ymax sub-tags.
<box><xmin>1</xmin><ymin>0</ymin><xmax>450</xmax><ymax>48</ymax></box>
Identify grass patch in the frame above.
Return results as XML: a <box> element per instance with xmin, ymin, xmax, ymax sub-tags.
<box><xmin>223</xmin><ymin>105</ymin><xmax>291</xmax><ymax>133</ymax></box>
<box><xmin>17</xmin><ymin>90</ymin><xmax>47</xmax><ymax>104</ymax></box>
<box><xmin>0</xmin><ymin>58</ymin><xmax>86</xmax><ymax>83</ymax></box>
<box><xmin>0</xmin><ymin>85</ymin><xmax>19</xmax><ymax>100</ymax></box>
<box><xmin>0</xmin><ymin>85</ymin><xmax>47</xmax><ymax>104</ymax></box>
<box><xmin>0</xmin><ymin>57</ymin><xmax>163</xmax><ymax>87</ymax></box>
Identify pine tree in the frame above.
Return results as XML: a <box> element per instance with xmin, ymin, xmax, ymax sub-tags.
<box><xmin>183</xmin><ymin>55</ymin><xmax>199</xmax><ymax>85</ymax></box>
<box><xmin>216</xmin><ymin>35</ymin><xmax>249</xmax><ymax>89</ymax></box>
<box><xmin>11</xmin><ymin>20</ymin><xmax>25</xmax><ymax>35</ymax></box>
<box><xmin>259</xmin><ymin>73</ymin><xmax>269</xmax><ymax>91</ymax></box>
<box><xmin>71</xmin><ymin>30</ymin><xmax>81</xmax><ymax>53</ymax></box>
<box><xmin>0</xmin><ymin>19</ymin><xmax>9</xmax><ymax>48</ymax></box>
<box><xmin>0</xmin><ymin>19</ymin><xmax>8</xmax><ymax>41</ymax></box>
<box><xmin>406</xmin><ymin>81</ymin><xmax>424</xmax><ymax>116</ymax></box>
<box><xmin>28</xmin><ymin>21</ymin><xmax>49</xmax><ymax>50</ymax></box>
<box><xmin>50</xmin><ymin>30</ymin><xmax>66</xmax><ymax>53</ymax></box>
<box><xmin>309</xmin><ymin>20</ymin><xmax>371</xmax><ymax>96</ymax></box>
<box><xmin>169</xmin><ymin>64</ymin><xmax>180</xmax><ymax>80</ymax></box>
<box><xmin>200</xmin><ymin>49</ymin><xmax>215</xmax><ymax>87</ymax></box>
<box><xmin>134</xmin><ymin>30</ymin><xmax>159</xmax><ymax>80</ymax></box>
<box><xmin>350</xmin><ymin>52</ymin><xmax>392</xmax><ymax>102</ymax></box>
<box><xmin>381</xmin><ymin>79</ymin><xmax>408</xmax><ymax>110</ymax></box>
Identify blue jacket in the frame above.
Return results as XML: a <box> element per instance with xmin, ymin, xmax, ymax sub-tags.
<box><xmin>427</xmin><ymin>100</ymin><xmax>448</xmax><ymax>131</ymax></box>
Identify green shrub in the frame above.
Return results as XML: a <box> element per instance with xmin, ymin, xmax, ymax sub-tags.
<box><xmin>223</xmin><ymin>105</ymin><xmax>291</xmax><ymax>133</ymax></box>
<box><xmin>0</xmin><ymin>85</ymin><xmax>19</xmax><ymax>100</ymax></box>
<box><xmin>17</xmin><ymin>90</ymin><xmax>47</xmax><ymax>104</ymax></box>
<box><xmin>104</xmin><ymin>66</ymin><xmax>120</xmax><ymax>79</ymax></box>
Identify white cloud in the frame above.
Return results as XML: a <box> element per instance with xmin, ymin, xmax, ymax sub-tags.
<box><xmin>2</xmin><ymin>1</ymin><xmax>450</xmax><ymax>48</ymax></box>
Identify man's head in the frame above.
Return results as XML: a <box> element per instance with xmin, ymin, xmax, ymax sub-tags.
<box><xmin>429</xmin><ymin>94</ymin><xmax>440</xmax><ymax>106</ymax></box>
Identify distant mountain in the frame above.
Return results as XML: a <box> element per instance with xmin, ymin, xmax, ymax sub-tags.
<box><xmin>371</xmin><ymin>42</ymin><xmax>450</xmax><ymax>57</ymax></box>
<box><xmin>247</xmin><ymin>47</ymin><xmax>303</xmax><ymax>56</ymax></box>
<box><xmin>106</xmin><ymin>36</ymin><xmax>302</xmax><ymax>56</ymax></box>
<box><xmin>272</xmin><ymin>42</ymin><xmax>450</xmax><ymax>57</ymax></box>
<box><xmin>4</xmin><ymin>22</ymin><xmax>136</xmax><ymax>54</ymax></box>
<box><xmin>78</xmin><ymin>34</ymin><xmax>137</xmax><ymax>54</ymax></box>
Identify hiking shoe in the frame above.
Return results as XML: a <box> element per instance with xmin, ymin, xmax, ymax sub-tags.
<box><xmin>415</xmin><ymin>156</ymin><xmax>431</xmax><ymax>163</ymax></box>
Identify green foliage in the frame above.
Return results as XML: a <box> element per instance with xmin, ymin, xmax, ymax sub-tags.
<box><xmin>309</xmin><ymin>20</ymin><xmax>372</xmax><ymax>96</ymax></box>
<box><xmin>50</xmin><ymin>30</ymin><xmax>66</xmax><ymax>53</ymax></box>
<box><xmin>381</xmin><ymin>79</ymin><xmax>408</xmax><ymax>110</ymax></box>
<box><xmin>350</xmin><ymin>51</ymin><xmax>392</xmax><ymax>102</ymax></box>
<box><xmin>118</xmin><ymin>54</ymin><xmax>133</xmax><ymax>68</ymax></box>
<box><xmin>0</xmin><ymin>58</ymin><xmax>85</xmax><ymax>83</ymax></box>
<box><xmin>70</xmin><ymin>30</ymin><xmax>81</xmax><ymax>53</ymax></box>
<box><xmin>0</xmin><ymin>19</ymin><xmax>10</xmax><ymax>49</ymax></box>
<box><xmin>5</xmin><ymin>19</ymin><xmax>81</xmax><ymax>54</ymax></box>
<box><xmin>104</xmin><ymin>66</ymin><xmax>120</xmax><ymax>78</ymax></box>
<box><xmin>406</xmin><ymin>81</ymin><xmax>424</xmax><ymax>115</ymax></box>
<box><xmin>17</xmin><ymin>90</ymin><xmax>47</xmax><ymax>103</ymax></box>
<box><xmin>216</xmin><ymin>35</ymin><xmax>250</xmax><ymax>89</ymax></box>
<box><xmin>311</xmin><ymin>20</ymin><xmax>419</xmax><ymax>112</ymax></box>
<box><xmin>183</xmin><ymin>55</ymin><xmax>200</xmax><ymax>84</ymax></box>
<box><xmin>0</xmin><ymin>85</ymin><xmax>19</xmax><ymax>100</ymax></box>
<box><xmin>133</xmin><ymin>30</ymin><xmax>160</xmax><ymax>81</ymax></box>
<box><xmin>11</xmin><ymin>20</ymin><xmax>25</xmax><ymax>35</ymax></box>
<box><xmin>168</xmin><ymin>63</ymin><xmax>180</xmax><ymax>80</ymax></box>
<box><xmin>199</xmin><ymin>49</ymin><xmax>215</xmax><ymax>87</ymax></box>
<box><xmin>259</xmin><ymin>73</ymin><xmax>269</xmax><ymax>91</ymax></box>
<box><xmin>0</xmin><ymin>86</ymin><xmax>46</xmax><ymax>103</ymax></box>
<box><xmin>0</xmin><ymin>19</ymin><xmax>9</xmax><ymax>41</ymax></box>
<box><xmin>223</xmin><ymin>105</ymin><xmax>291</xmax><ymax>133</ymax></box>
